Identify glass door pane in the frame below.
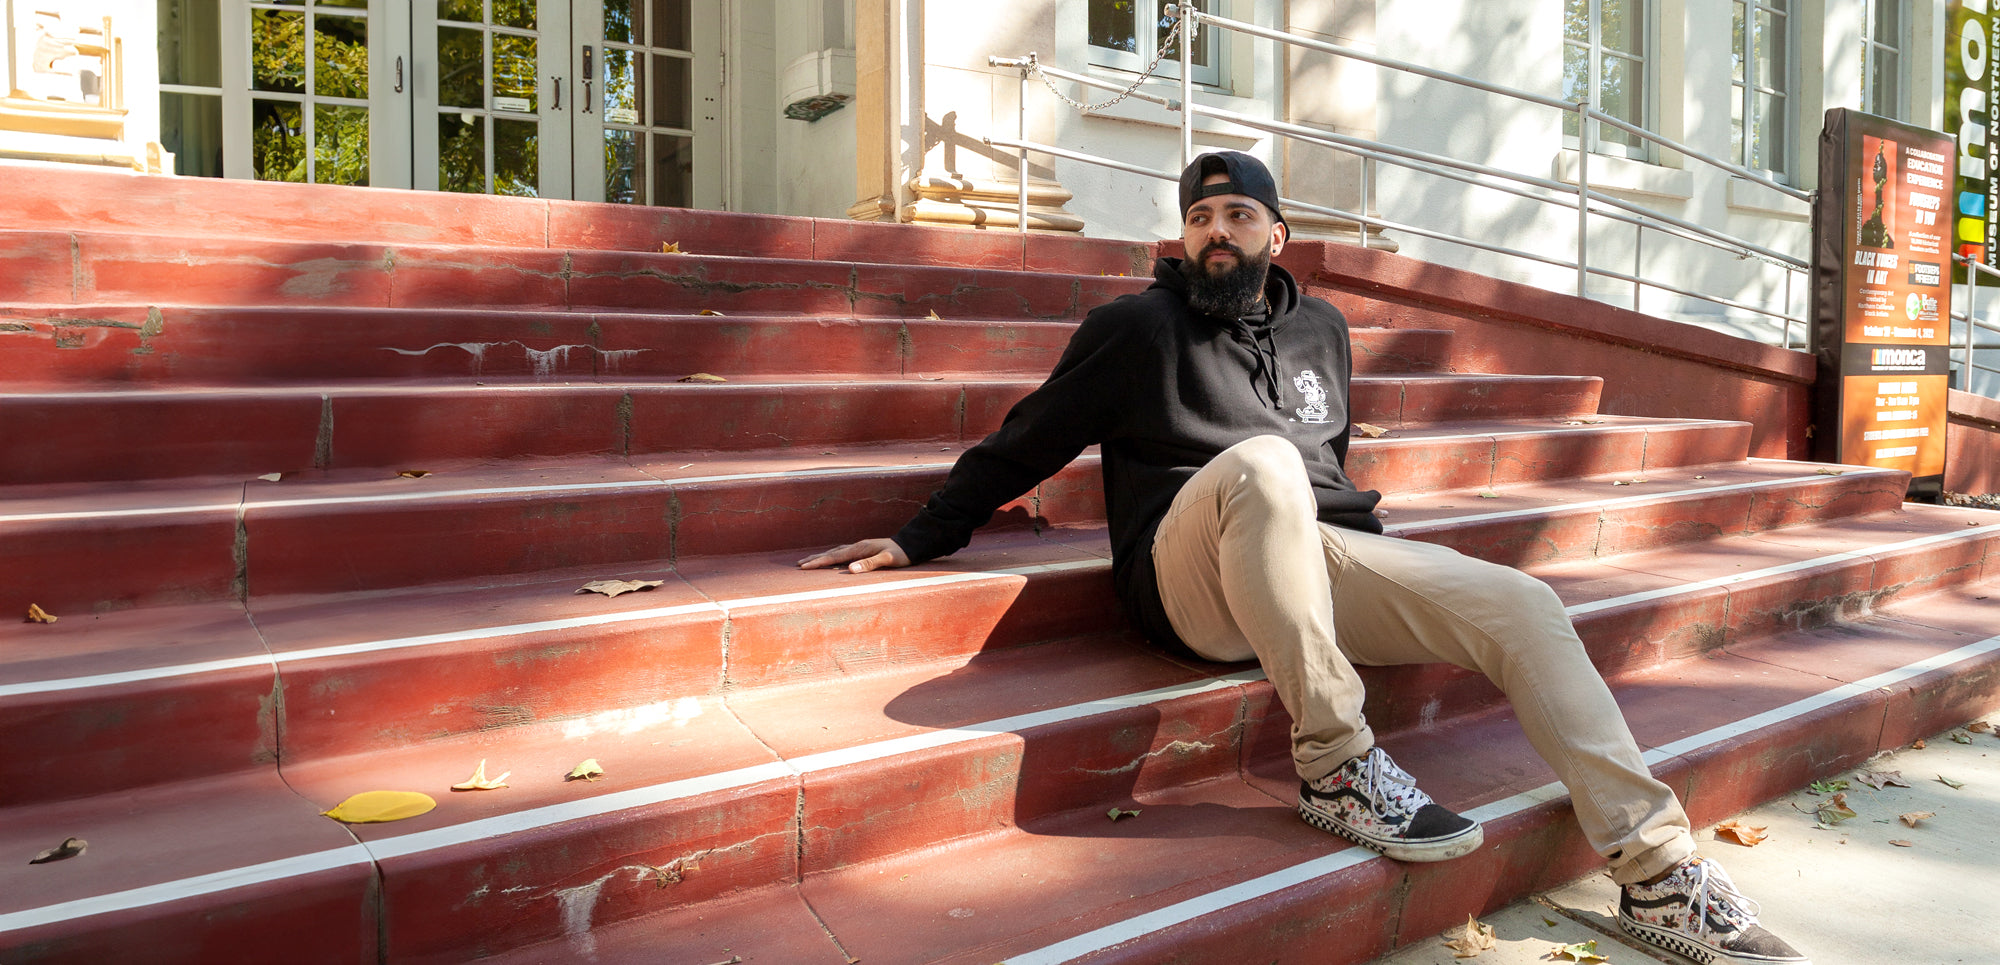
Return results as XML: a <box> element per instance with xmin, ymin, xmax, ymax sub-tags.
<box><xmin>414</xmin><ymin>0</ymin><xmax>566</xmax><ymax>196</ymax></box>
<box><xmin>243</xmin><ymin>0</ymin><xmax>372</xmax><ymax>185</ymax></box>
<box><xmin>574</xmin><ymin>0</ymin><xmax>716</xmax><ymax>207</ymax></box>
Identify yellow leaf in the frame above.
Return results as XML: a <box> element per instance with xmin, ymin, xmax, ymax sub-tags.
<box><xmin>661</xmin><ymin>241</ymin><xmax>682</xmax><ymax>253</ymax></box>
<box><xmin>25</xmin><ymin>604</ymin><xmax>57</xmax><ymax>624</ymax></box>
<box><xmin>1441</xmin><ymin>914</ymin><xmax>1496</xmax><ymax>958</ymax></box>
<box><xmin>322</xmin><ymin>791</ymin><xmax>437</xmax><ymax>824</ymax></box>
<box><xmin>577</xmin><ymin>579</ymin><xmax>665</xmax><ymax>598</ymax></box>
<box><xmin>1889</xmin><ymin>838</ymin><xmax>1915</xmax><ymax>847</ymax></box>
<box><xmin>1353</xmin><ymin>422</ymin><xmax>1390</xmax><ymax>438</ymax></box>
<box><xmin>258</xmin><ymin>472</ymin><xmax>283</xmax><ymax>482</ymax></box>
<box><xmin>1816</xmin><ymin>467</ymin><xmax>1846</xmax><ymax>476</ymax></box>
<box><xmin>1899</xmin><ymin>810</ymin><xmax>1935</xmax><ymax>827</ymax></box>
<box><xmin>1551</xmin><ymin>940</ymin><xmax>1609</xmax><ymax>962</ymax></box>
<box><xmin>697</xmin><ymin>309</ymin><xmax>725</xmax><ymax>316</ymax></box>
<box><xmin>567</xmin><ymin>758</ymin><xmax>605</xmax><ymax>782</ymax></box>
<box><xmin>1714</xmin><ymin>820</ymin><xmax>1769</xmax><ymax>846</ymax></box>
<box><xmin>926</xmin><ymin>309</ymin><xmax>942</xmax><ymax>320</ymax></box>
<box><xmin>452</xmin><ymin>759</ymin><xmax>510</xmax><ymax>791</ymax></box>
<box><xmin>396</xmin><ymin>470</ymin><xmax>432</xmax><ymax>478</ymax></box>
<box><xmin>678</xmin><ymin>373</ymin><xmax>728</xmax><ymax>383</ymax></box>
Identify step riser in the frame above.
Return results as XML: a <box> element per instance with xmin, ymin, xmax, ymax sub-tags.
<box><xmin>3</xmin><ymin>308</ymin><xmax>1452</xmax><ymax>384</ymax></box>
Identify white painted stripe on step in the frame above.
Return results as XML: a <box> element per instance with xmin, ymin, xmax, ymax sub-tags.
<box><xmin>788</xmin><ymin>671</ymin><xmax>1267</xmax><ymax>774</ymax></box>
<box><xmin>0</xmin><ymin>502</ymin><xmax>244</xmax><ymax>523</ymax></box>
<box><xmin>0</xmin><ymin>563</ymin><xmax>1102</xmax><ymax>697</ymax></box>
<box><xmin>0</xmin><ymin>844</ymin><xmax>376</xmax><ymax>936</ymax></box>
<box><xmin>1381</xmin><ymin>466</ymin><xmax>1903</xmax><ymax>533</ymax></box>
<box><xmin>997</xmin><ymin>630</ymin><xmax>2000</xmax><ymax>965</ymax></box>
<box><xmin>1564</xmin><ymin>523</ymin><xmax>2000</xmax><ymax>616</ymax></box>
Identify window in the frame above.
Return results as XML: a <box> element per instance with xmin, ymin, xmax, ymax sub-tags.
<box><xmin>1563</xmin><ymin>0</ymin><xmax>1649</xmax><ymax>158</ymax></box>
<box><xmin>1731</xmin><ymin>0</ymin><xmax>1792</xmax><ymax>176</ymax></box>
<box><xmin>1087</xmin><ymin>0</ymin><xmax>1220</xmax><ymax>87</ymax></box>
<box><xmin>1863</xmin><ymin>0</ymin><xmax>1902</xmax><ymax>118</ymax></box>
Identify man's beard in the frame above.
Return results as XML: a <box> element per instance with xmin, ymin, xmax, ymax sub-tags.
<box><xmin>1180</xmin><ymin>240</ymin><xmax>1272</xmax><ymax>318</ymax></box>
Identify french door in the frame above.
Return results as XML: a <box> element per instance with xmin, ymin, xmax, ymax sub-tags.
<box><xmin>190</xmin><ymin>0</ymin><xmax>720</xmax><ymax>205</ymax></box>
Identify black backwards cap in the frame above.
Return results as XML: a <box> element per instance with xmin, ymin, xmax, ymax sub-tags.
<box><xmin>1178</xmin><ymin>151</ymin><xmax>1286</xmax><ymax>230</ymax></box>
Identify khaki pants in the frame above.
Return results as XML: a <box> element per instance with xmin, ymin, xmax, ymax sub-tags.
<box><xmin>1151</xmin><ymin>435</ymin><xmax>1693</xmax><ymax>883</ymax></box>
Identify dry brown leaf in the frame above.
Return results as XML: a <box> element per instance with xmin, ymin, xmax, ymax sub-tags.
<box><xmin>926</xmin><ymin>309</ymin><xmax>942</xmax><ymax>320</ymax></box>
<box><xmin>567</xmin><ymin>758</ymin><xmax>605</xmax><ymax>782</ymax></box>
<box><xmin>397</xmin><ymin>470</ymin><xmax>432</xmax><ymax>478</ymax></box>
<box><xmin>678</xmin><ymin>373</ymin><xmax>727</xmax><ymax>383</ymax></box>
<box><xmin>451</xmin><ymin>759</ymin><xmax>510</xmax><ymax>791</ymax></box>
<box><xmin>1898</xmin><ymin>810</ymin><xmax>1935</xmax><ymax>827</ymax></box>
<box><xmin>1816</xmin><ymin>468</ymin><xmax>1846</xmax><ymax>476</ymax></box>
<box><xmin>1889</xmin><ymin>839</ymin><xmax>1914</xmax><ymax>847</ymax></box>
<box><xmin>697</xmin><ymin>309</ymin><xmax>725</xmax><ymax>316</ymax></box>
<box><xmin>577</xmin><ymin>579</ymin><xmax>665</xmax><ymax>598</ymax></box>
<box><xmin>661</xmin><ymin>241</ymin><xmax>682</xmax><ymax>253</ymax></box>
<box><xmin>1441</xmin><ymin>914</ymin><xmax>1496</xmax><ymax>958</ymax></box>
<box><xmin>1353</xmin><ymin>422</ymin><xmax>1390</xmax><ymax>438</ymax></box>
<box><xmin>1714</xmin><ymin>820</ymin><xmax>1769</xmax><ymax>846</ymax></box>
<box><xmin>25</xmin><ymin>604</ymin><xmax>57</xmax><ymax>624</ymax></box>
<box><xmin>1969</xmin><ymin>720</ymin><xmax>1994</xmax><ymax>733</ymax></box>
<box><xmin>258</xmin><ymin>472</ymin><xmax>283</xmax><ymax>482</ymax></box>
<box><xmin>1855</xmin><ymin>769</ymin><xmax>1911</xmax><ymax>790</ymax></box>
<box><xmin>29</xmin><ymin>837</ymin><xmax>85</xmax><ymax>864</ymax></box>
<box><xmin>1913</xmin><ymin>738</ymin><xmax>1927</xmax><ymax>749</ymax></box>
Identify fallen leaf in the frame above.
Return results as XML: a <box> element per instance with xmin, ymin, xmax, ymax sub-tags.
<box><xmin>1550</xmin><ymin>939</ymin><xmax>1609</xmax><ymax>962</ymax></box>
<box><xmin>1969</xmin><ymin>721</ymin><xmax>1994</xmax><ymax>733</ymax></box>
<box><xmin>25</xmin><ymin>604</ymin><xmax>56</xmax><ymax>624</ymax></box>
<box><xmin>1937</xmin><ymin>774</ymin><xmax>1965</xmax><ymax>789</ymax></box>
<box><xmin>1441</xmin><ymin>914</ymin><xmax>1496</xmax><ymax>958</ymax></box>
<box><xmin>697</xmin><ymin>309</ymin><xmax>725</xmax><ymax>316</ymax></box>
<box><xmin>29</xmin><ymin>837</ymin><xmax>85</xmax><ymax>864</ymax></box>
<box><xmin>1478</xmin><ymin>491</ymin><xmax>1500</xmax><ymax>498</ymax></box>
<box><xmin>322</xmin><ymin>791</ymin><xmax>437</xmax><ymax>824</ymax></box>
<box><xmin>567</xmin><ymin>758</ymin><xmax>605</xmax><ymax>782</ymax></box>
<box><xmin>1816</xmin><ymin>468</ymin><xmax>1846</xmax><ymax>475</ymax></box>
<box><xmin>1814</xmin><ymin>792</ymin><xmax>1857</xmax><ymax>826</ymax></box>
<box><xmin>1808</xmin><ymin>779</ymin><xmax>1849</xmax><ymax>795</ymax></box>
<box><xmin>678</xmin><ymin>373</ymin><xmax>728</xmax><ymax>383</ymax></box>
<box><xmin>1951</xmin><ymin>730</ymin><xmax>1973</xmax><ymax>744</ymax></box>
<box><xmin>1913</xmin><ymin>738</ymin><xmax>1927</xmax><ymax>749</ymax></box>
<box><xmin>1106</xmin><ymin>807</ymin><xmax>1141</xmax><ymax>821</ymax></box>
<box><xmin>661</xmin><ymin>241</ymin><xmax>682</xmax><ymax>253</ymax></box>
<box><xmin>1612</xmin><ymin>480</ymin><xmax>1630</xmax><ymax>486</ymax></box>
<box><xmin>1899</xmin><ymin>810</ymin><xmax>1935</xmax><ymax>827</ymax></box>
<box><xmin>926</xmin><ymin>309</ymin><xmax>942</xmax><ymax>320</ymax></box>
<box><xmin>451</xmin><ymin>759</ymin><xmax>510</xmax><ymax>791</ymax></box>
<box><xmin>1889</xmin><ymin>839</ymin><xmax>1914</xmax><ymax>847</ymax></box>
<box><xmin>1353</xmin><ymin>422</ymin><xmax>1390</xmax><ymax>438</ymax></box>
<box><xmin>258</xmin><ymin>472</ymin><xmax>283</xmax><ymax>482</ymax></box>
<box><xmin>1694</xmin><ymin>474</ymin><xmax>1706</xmax><ymax>479</ymax></box>
<box><xmin>1542</xmin><ymin>917</ymin><xmax>1559</xmax><ymax>927</ymax></box>
<box><xmin>1855</xmin><ymin>769</ymin><xmax>1910</xmax><ymax>790</ymax></box>
<box><xmin>396</xmin><ymin>470</ymin><xmax>432</xmax><ymax>478</ymax></box>
<box><xmin>1714</xmin><ymin>820</ymin><xmax>1769</xmax><ymax>846</ymax></box>
<box><xmin>577</xmin><ymin>579</ymin><xmax>665</xmax><ymax>598</ymax></box>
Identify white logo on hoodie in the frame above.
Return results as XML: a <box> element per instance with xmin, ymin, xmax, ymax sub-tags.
<box><xmin>1294</xmin><ymin>369</ymin><xmax>1330</xmax><ymax>423</ymax></box>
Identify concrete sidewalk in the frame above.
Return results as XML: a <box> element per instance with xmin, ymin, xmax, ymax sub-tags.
<box><xmin>1367</xmin><ymin>711</ymin><xmax>2000</xmax><ymax>965</ymax></box>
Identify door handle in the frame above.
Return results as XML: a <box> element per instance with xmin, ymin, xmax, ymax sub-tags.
<box><xmin>551</xmin><ymin>77</ymin><xmax>561</xmax><ymax>110</ymax></box>
<box><xmin>395</xmin><ymin>56</ymin><xmax>404</xmax><ymax>94</ymax></box>
<box><xmin>582</xmin><ymin>46</ymin><xmax>594</xmax><ymax>113</ymax></box>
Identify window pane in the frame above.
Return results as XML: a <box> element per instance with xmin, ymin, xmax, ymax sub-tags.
<box><xmin>1563</xmin><ymin>0</ymin><xmax>1588</xmax><ymax>43</ymax></box>
<box><xmin>438</xmin><ymin>26</ymin><xmax>485</xmax><ymax>108</ymax></box>
<box><xmin>315</xmin><ymin>104</ymin><xmax>369</xmax><ymax>185</ymax></box>
<box><xmin>161</xmin><ymin>91</ymin><xmax>224</xmax><ymax>177</ymax></box>
<box><xmin>493</xmin><ymin>118</ymin><xmax>539</xmax><ymax>196</ymax></box>
<box><xmin>654</xmin><ymin>0</ymin><xmax>689</xmax><ymax>50</ymax></box>
<box><xmin>252</xmin><ymin>99</ymin><xmax>306</xmax><ymax>181</ymax></box>
<box><xmin>1731</xmin><ymin>2</ymin><xmax>1745</xmax><ymax>83</ymax></box>
<box><xmin>1874</xmin><ymin>0</ymin><xmax>1899</xmax><ymax>39</ymax></box>
<box><xmin>160</xmin><ymin>0</ymin><xmax>222</xmax><ymax>87</ymax></box>
<box><xmin>1601</xmin><ymin>0</ymin><xmax>1643</xmax><ymax>57</ymax></box>
<box><xmin>651</xmin><ymin>53</ymin><xmax>689</xmax><ymax>129</ymax></box>
<box><xmin>1090</xmin><ymin>0</ymin><xmax>1137</xmax><ymax>53</ymax></box>
<box><xmin>1871</xmin><ymin>49</ymin><xmax>1900</xmax><ymax>116</ymax></box>
<box><xmin>605</xmin><ymin>128</ymin><xmax>641</xmax><ymax>203</ymax></box>
<box><xmin>252</xmin><ymin>9</ymin><xmax>307</xmax><ymax>94</ymax></box>
<box><xmin>1754</xmin><ymin>91</ymin><xmax>1784</xmax><ymax>169</ymax></box>
<box><xmin>440</xmin><ymin>112</ymin><xmax>486</xmax><ymax>193</ymax></box>
<box><xmin>1157</xmin><ymin>0</ymin><xmax>1209</xmax><ymax>68</ymax></box>
<box><xmin>494</xmin><ymin>32</ymin><xmax>537</xmax><ymax>111</ymax></box>
<box><xmin>1731</xmin><ymin>85</ymin><xmax>1746</xmax><ymax>163</ymax></box>
<box><xmin>439</xmin><ymin>0</ymin><xmax>481</xmax><ymax>23</ymax></box>
<box><xmin>1754</xmin><ymin>9</ymin><xmax>1783</xmax><ymax>89</ymax></box>
<box><xmin>493</xmin><ymin>0</ymin><xmax>535</xmax><ymax>30</ymax></box>
<box><xmin>604</xmin><ymin>47</ymin><xmax>640</xmax><ymax>119</ymax></box>
<box><xmin>1600</xmin><ymin>54</ymin><xmax>1642</xmax><ymax>148</ymax></box>
<box><xmin>320</xmin><ymin>0</ymin><xmax>367</xmax><ymax>8</ymax></box>
<box><xmin>605</xmin><ymin>0</ymin><xmax>634</xmax><ymax>43</ymax></box>
<box><xmin>652</xmin><ymin>132</ymin><xmax>693</xmax><ymax>208</ymax></box>
<box><xmin>315</xmin><ymin>14</ymin><xmax>368</xmax><ymax>99</ymax></box>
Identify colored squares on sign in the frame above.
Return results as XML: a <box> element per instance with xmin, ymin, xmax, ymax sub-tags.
<box><xmin>1959</xmin><ymin>191</ymin><xmax>1988</xmax><ymax>218</ymax></box>
<box><xmin>1959</xmin><ymin>216</ymin><xmax>1987</xmax><ymax>244</ymax></box>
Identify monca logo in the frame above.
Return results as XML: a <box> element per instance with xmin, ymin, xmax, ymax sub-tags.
<box><xmin>1951</xmin><ymin>0</ymin><xmax>1994</xmax><ymax>266</ymax></box>
<box><xmin>1871</xmin><ymin>348</ymin><xmax>1928</xmax><ymax>368</ymax></box>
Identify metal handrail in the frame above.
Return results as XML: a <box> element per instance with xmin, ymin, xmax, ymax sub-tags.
<box><xmin>988</xmin><ymin>6</ymin><xmax>1994</xmax><ymax>393</ymax></box>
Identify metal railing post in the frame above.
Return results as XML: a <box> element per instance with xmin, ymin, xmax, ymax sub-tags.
<box><xmin>1358</xmin><ymin>158</ymin><xmax>1371</xmax><ymax>249</ymax></box>
<box><xmin>1018</xmin><ymin>54</ymin><xmax>1031</xmax><ymax>236</ymax></box>
<box><xmin>1179</xmin><ymin>5</ymin><xmax>1195</xmax><ymax>168</ymax></box>
<box><xmin>1575</xmin><ymin>101</ymin><xmax>1590</xmax><ymax>297</ymax></box>
<box><xmin>1967</xmin><ymin>265</ymin><xmax>1980</xmax><ymax>389</ymax></box>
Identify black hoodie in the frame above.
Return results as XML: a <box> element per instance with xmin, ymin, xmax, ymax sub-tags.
<box><xmin>893</xmin><ymin>257</ymin><xmax>1384</xmax><ymax>648</ymax></box>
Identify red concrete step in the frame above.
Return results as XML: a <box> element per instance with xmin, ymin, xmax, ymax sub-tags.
<box><xmin>7</xmin><ymin>574</ymin><xmax>1991</xmax><ymax>964</ymax></box>
<box><xmin>0</xmin><ymin>161</ymin><xmax>1159</xmax><ymax>273</ymax></box>
<box><xmin>0</xmin><ymin>371</ymin><xmax>1596</xmax><ymax>485</ymax></box>
<box><xmin>0</xmin><ymin>305</ymin><xmax>1454</xmax><ymax>384</ymax></box>
<box><xmin>475</xmin><ymin>581</ymin><xmax>2000</xmax><ymax>965</ymax></box>
<box><xmin>0</xmin><ymin>229</ymin><xmax>1153</xmax><ymax>317</ymax></box>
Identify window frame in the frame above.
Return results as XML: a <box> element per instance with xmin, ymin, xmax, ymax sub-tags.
<box><xmin>1861</xmin><ymin>0</ymin><xmax>1904</xmax><ymax>119</ymax></box>
<box><xmin>1086</xmin><ymin>0</ymin><xmax>1224</xmax><ymax>89</ymax></box>
<box><xmin>1563</xmin><ymin>0</ymin><xmax>1655</xmax><ymax>162</ymax></box>
<box><xmin>1731</xmin><ymin>0</ymin><xmax>1794</xmax><ymax>181</ymax></box>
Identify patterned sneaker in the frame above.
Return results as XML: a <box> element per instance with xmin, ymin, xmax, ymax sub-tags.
<box><xmin>1619</xmin><ymin>856</ymin><xmax>1810</xmax><ymax>965</ymax></box>
<box><xmin>1296</xmin><ymin>746</ymin><xmax>1483</xmax><ymax>861</ymax></box>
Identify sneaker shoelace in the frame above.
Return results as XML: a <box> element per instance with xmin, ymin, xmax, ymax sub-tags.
<box><xmin>1352</xmin><ymin>747</ymin><xmax>1434</xmax><ymax>818</ymax></box>
<box><xmin>1683</xmin><ymin>858</ymin><xmax>1760</xmax><ymax>938</ymax></box>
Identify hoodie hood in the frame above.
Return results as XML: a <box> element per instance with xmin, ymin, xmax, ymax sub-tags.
<box><xmin>1153</xmin><ymin>256</ymin><xmax>1300</xmax><ymax>408</ymax></box>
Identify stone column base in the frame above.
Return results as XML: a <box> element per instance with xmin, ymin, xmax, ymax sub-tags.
<box><xmin>849</xmin><ymin>173</ymin><xmax>1084</xmax><ymax>231</ymax></box>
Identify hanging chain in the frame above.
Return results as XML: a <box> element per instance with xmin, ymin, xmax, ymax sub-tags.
<box><xmin>1030</xmin><ymin>9</ymin><xmax>1185</xmax><ymax>114</ymax></box>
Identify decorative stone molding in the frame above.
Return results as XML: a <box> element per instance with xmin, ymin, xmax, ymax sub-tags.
<box><xmin>0</xmin><ymin>3</ymin><xmax>158</xmax><ymax>171</ymax></box>
<box><xmin>905</xmin><ymin>173</ymin><xmax>1084</xmax><ymax>232</ymax></box>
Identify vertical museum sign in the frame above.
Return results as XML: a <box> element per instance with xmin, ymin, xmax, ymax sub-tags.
<box><xmin>1946</xmin><ymin>0</ymin><xmax>1994</xmax><ymax>278</ymax></box>
<box><xmin>1811</xmin><ymin>109</ymin><xmax>1954</xmax><ymax>500</ymax></box>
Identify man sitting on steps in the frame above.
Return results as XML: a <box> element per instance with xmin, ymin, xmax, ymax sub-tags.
<box><xmin>801</xmin><ymin>151</ymin><xmax>1808</xmax><ymax>965</ymax></box>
